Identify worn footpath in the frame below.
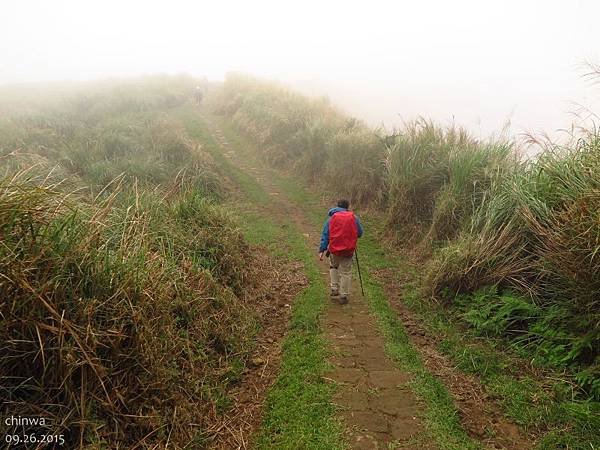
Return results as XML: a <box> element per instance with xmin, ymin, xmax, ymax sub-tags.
<box><xmin>204</xmin><ymin>115</ymin><xmax>429</xmax><ymax>449</ymax></box>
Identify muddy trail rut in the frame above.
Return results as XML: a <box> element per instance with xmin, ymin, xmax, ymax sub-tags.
<box><xmin>197</xmin><ymin>111</ymin><xmax>530</xmax><ymax>450</ymax></box>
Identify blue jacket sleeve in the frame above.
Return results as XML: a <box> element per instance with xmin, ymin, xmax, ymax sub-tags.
<box><xmin>319</xmin><ymin>218</ymin><xmax>330</xmax><ymax>252</ymax></box>
<box><xmin>355</xmin><ymin>215</ymin><xmax>364</xmax><ymax>238</ymax></box>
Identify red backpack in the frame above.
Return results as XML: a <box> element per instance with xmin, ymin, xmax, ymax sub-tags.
<box><xmin>329</xmin><ymin>211</ymin><xmax>358</xmax><ymax>257</ymax></box>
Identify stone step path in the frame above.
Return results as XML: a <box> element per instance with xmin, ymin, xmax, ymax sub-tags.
<box><xmin>323</xmin><ymin>272</ymin><xmax>427</xmax><ymax>449</ymax></box>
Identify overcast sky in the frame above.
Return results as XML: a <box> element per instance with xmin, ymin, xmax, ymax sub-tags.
<box><xmin>2</xmin><ymin>0</ymin><xmax>600</xmax><ymax>139</ymax></box>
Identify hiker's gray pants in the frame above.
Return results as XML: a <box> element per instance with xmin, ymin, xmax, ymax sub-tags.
<box><xmin>329</xmin><ymin>253</ymin><xmax>353</xmax><ymax>297</ymax></box>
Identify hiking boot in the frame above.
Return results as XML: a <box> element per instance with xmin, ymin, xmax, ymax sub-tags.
<box><xmin>330</xmin><ymin>289</ymin><xmax>339</xmax><ymax>298</ymax></box>
<box><xmin>338</xmin><ymin>296</ymin><xmax>348</xmax><ymax>305</ymax></box>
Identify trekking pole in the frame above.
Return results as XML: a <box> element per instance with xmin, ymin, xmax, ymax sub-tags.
<box><xmin>355</xmin><ymin>247</ymin><xmax>365</xmax><ymax>297</ymax></box>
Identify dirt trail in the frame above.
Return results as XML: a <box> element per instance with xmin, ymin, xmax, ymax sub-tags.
<box><xmin>204</xmin><ymin>118</ymin><xmax>428</xmax><ymax>449</ymax></box>
<box><xmin>211</xmin><ymin>254</ymin><xmax>307</xmax><ymax>449</ymax></box>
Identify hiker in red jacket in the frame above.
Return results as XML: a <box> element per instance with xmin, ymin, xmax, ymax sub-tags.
<box><xmin>319</xmin><ymin>199</ymin><xmax>364</xmax><ymax>304</ymax></box>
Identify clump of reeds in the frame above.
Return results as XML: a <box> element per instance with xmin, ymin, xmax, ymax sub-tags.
<box><xmin>384</xmin><ymin>119</ymin><xmax>513</xmax><ymax>245</ymax></box>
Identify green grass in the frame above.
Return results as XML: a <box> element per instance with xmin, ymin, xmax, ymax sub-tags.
<box><xmin>254</xmin><ymin>227</ymin><xmax>345</xmax><ymax>449</ymax></box>
<box><xmin>363</xmin><ymin>277</ymin><xmax>479</xmax><ymax>449</ymax></box>
<box><xmin>232</xmin><ymin>204</ymin><xmax>346</xmax><ymax>449</ymax></box>
<box><xmin>354</xmin><ymin>223</ymin><xmax>480</xmax><ymax>450</ymax></box>
<box><xmin>177</xmin><ymin>105</ymin><xmax>271</xmax><ymax>204</ymax></box>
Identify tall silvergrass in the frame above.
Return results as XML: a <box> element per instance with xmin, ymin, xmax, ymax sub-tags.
<box><xmin>0</xmin><ymin>176</ymin><xmax>254</xmax><ymax>447</ymax></box>
<box><xmin>216</xmin><ymin>74</ymin><xmax>599</xmax><ymax>399</ymax></box>
<box><xmin>426</xmin><ymin>133</ymin><xmax>600</xmax><ymax>397</ymax></box>
<box><xmin>326</xmin><ymin>125</ymin><xmax>386</xmax><ymax>204</ymax></box>
<box><xmin>0</xmin><ymin>78</ymin><xmax>260</xmax><ymax>448</ymax></box>
<box><xmin>385</xmin><ymin>119</ymin><xmax>514</xmax><ymax>244</ymax></box>
<box><xmin>428</xmin><ymin>133</ymin><xmax>600</xmax><ymax>306</ymax></box>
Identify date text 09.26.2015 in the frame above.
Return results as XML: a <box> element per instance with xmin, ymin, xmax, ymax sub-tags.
<box><xmin>4</xmin><ymin>433</ymin><xmax>65</xmax><ymax>446</ymax></box>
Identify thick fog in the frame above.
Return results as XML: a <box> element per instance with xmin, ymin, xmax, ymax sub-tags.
<box><xmin>2</xmin><ymin>0</ymin><xmax>600</xmax><ymax>139</ymax></box>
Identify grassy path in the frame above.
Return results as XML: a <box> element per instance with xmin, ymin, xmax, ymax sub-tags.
<box><xmin>181</xmin><ymin>104</ymin><xmax>533</xmax><ymax>449</ymax></box>
<box><xmin>204</xmin><ymin>124</ymin><xmax>433</xmax><ymax>448</ymax></box>
<box><xmin>183</xmin><ymin>109</ymin><xmax>345</xmax><ymax>448</ymax></box>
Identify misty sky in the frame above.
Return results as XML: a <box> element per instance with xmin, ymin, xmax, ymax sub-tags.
<box><xmin>2</xmin><ymin>0</ymin><xmax>600</xmax><ymax>139</ymax></box>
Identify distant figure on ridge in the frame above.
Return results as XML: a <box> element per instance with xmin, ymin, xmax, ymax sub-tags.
<box><xmin>194</xmin><ymin>85</ymin><xmax>203</xmax><ymax>105</ymax></box>
<box><xmin>319</xmin><ymin>199</ymin><xmax>363</xmax><ymax>304</ymax></box>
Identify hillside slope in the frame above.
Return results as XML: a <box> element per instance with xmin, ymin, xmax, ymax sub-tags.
<box><xmin>0</xmin><ymin>78</ymin><xmax>295</xmax><ymax>448</ymax></box>
<box><xmin>211</xmin><ymin>76</ymin><xmax>600</xmax><ymax>449</ymax></box>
